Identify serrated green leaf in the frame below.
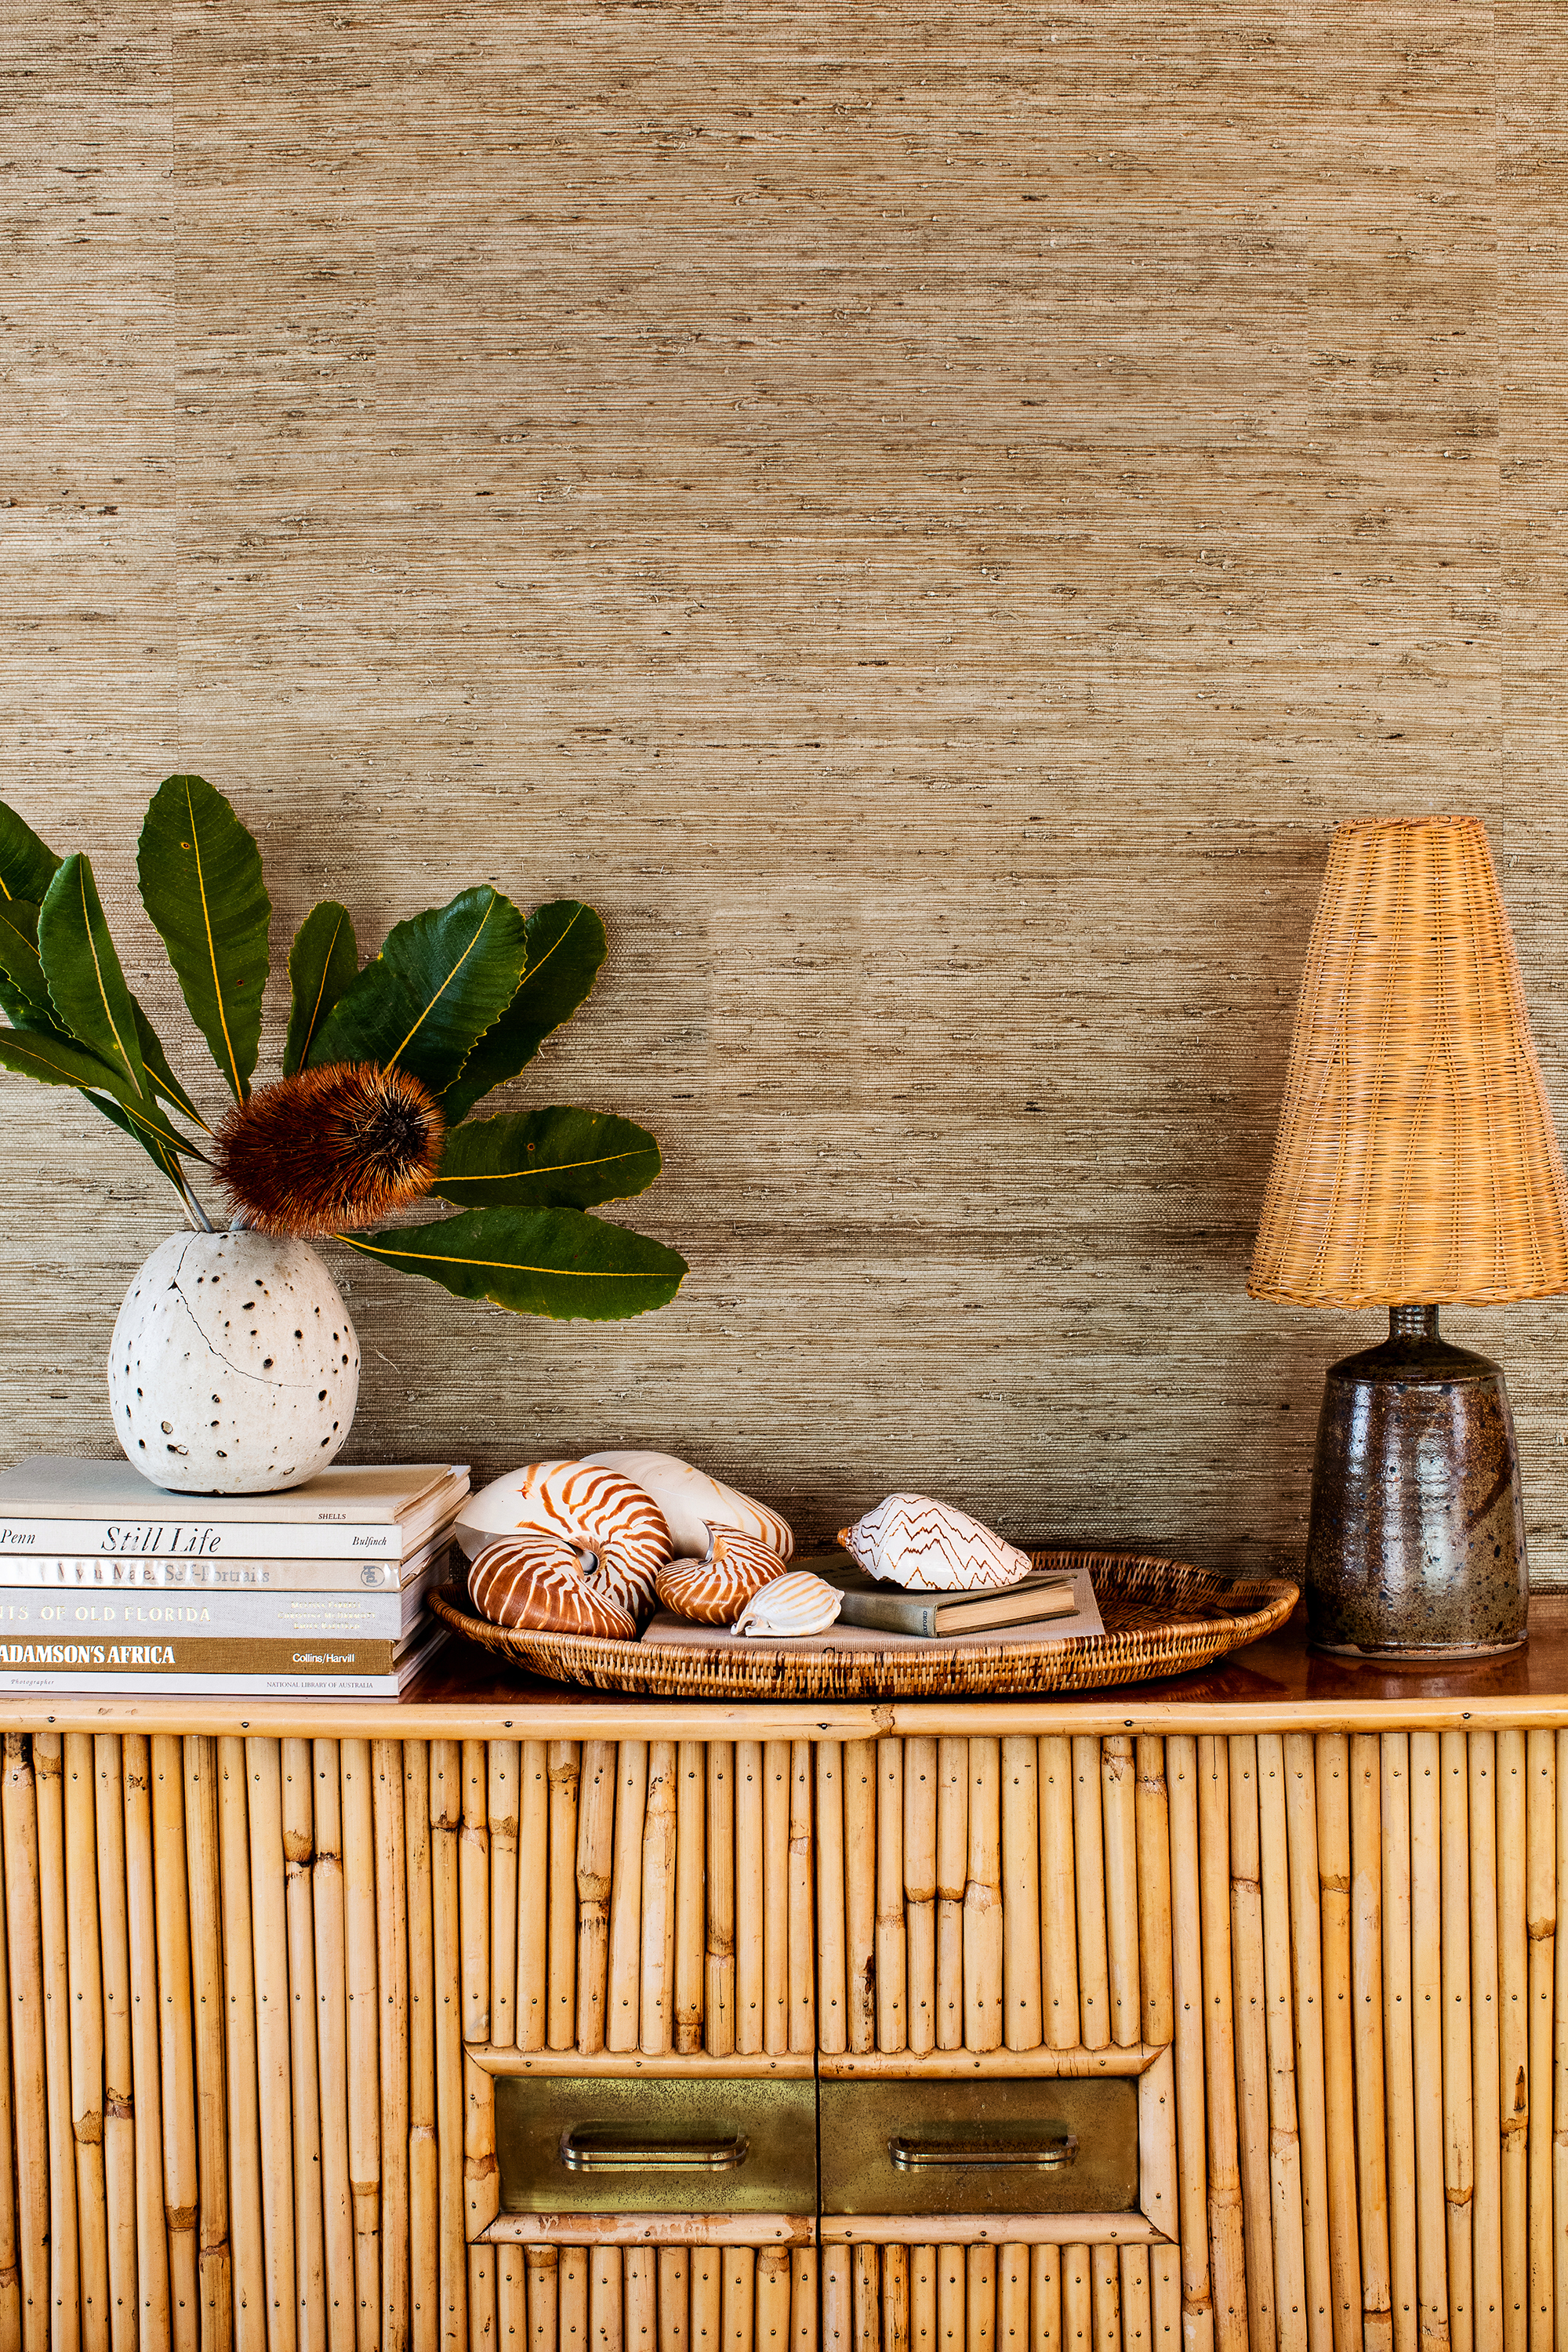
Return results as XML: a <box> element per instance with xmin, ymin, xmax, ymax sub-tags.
<box><xmin>137</xmin><ymin>774</ymin><xmax>270</xmax><ymax>1102</ymax></box>
<box><xmin>38</xmin><ymin>854</ymin><xmax>147</xmax><ymax>1100</ymax></box>
<box><xmin>283</xmin><ymin>900</ymin><xmax>358</xmax><ymax>1077</ymax></box>
<box><xmin>309</xmin><ymin>885</ymin><xmax>529</xmax><ymax>1098</ymax></box>
<box><xmin>338</xmin><ymin>1206</ymin><xmax>687</xmax><ymax>1321</ymax></box>
<box><xmin>440</xmin><ymin>900</ymin><xmax>608</xmax><ymax>1123</ymax></box>
<box><xmin>432</xmin><ymin>1106</ymin><xmax>662</xmax><ymax>1211</ymax></box>
<box><xmin>0</xmin><ymin>898</ymin><xmax>67</xmax><ymax>1035</ymax></box>
<box><xmin>132</xmin><ymin>1002</ymin><xmax>212</xmax><ymax>1134</ymax></box>
<box><xmin>0</xmin><ymin>802</ymin><xmax>61</xmax><ymax>906</ymax></box>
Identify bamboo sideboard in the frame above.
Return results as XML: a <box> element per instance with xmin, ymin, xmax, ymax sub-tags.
<box><xmin>7</xmin><ymin>1609</ymin><xmax>1568</xmax><ymax>2352</ymax></box>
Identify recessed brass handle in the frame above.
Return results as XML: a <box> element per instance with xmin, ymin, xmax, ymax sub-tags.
<box><xmin>560</xmin><ymin>2125</ymin><xmax>752</xmax><ymax>2173</ymax></box>
<box><xmin>887</xmin><ymin>2133</ymin><xmax>1079</xmax><ymax>2172</ymax></box>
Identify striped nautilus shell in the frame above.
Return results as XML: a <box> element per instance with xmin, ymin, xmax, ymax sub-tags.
<box><xmin>656</xmin><ymin>1528</ymin><xmax>790</xmax><ymax>1626</ymax></box>
<box><xmin>458</xmin><ymin>1457</ymin><xmax>673</xmax><ymax>1620</ymax></box>
<box><xmin>837</xmin><ymin>1494</ymin><xmax>1033</xmax><ymax>1592</ymax></box>
<box><xmin>732</xmin><ymin>1570</ymin><xmax>844</xmax><ymax>1639</ymax></box>
<box><xmin>468</xmin><ymin>1533</ymin><xmax>637</xmax><ymax>1642</ymax></box>
<box><xmin>581</xmin><ymin>1450</ymin><xmax>793</xmax><ymax>1563</ymax></box>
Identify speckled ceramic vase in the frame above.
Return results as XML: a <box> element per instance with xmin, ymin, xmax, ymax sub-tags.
<box><xmin>1305</xmin><ymin>1304</ymin><xmax>1528</xmax><ymax>1658</ymax></box>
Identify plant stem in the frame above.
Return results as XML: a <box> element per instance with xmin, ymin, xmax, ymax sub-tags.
<box><xmin>178</xmin><ymin>1173</ymin><xmax>215</xmax><ymax>1234</ymax></box>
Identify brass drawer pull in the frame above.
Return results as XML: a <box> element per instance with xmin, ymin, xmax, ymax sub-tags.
<box><xmin>561</xmin><ymin>2126</ymin><xmax>752</xmax><ymax>2173</ymax></box>
<box><xmin>887</xmin><ymin>2133</ymin><xmax>1078</xmax><ymax>2172</ymax></box>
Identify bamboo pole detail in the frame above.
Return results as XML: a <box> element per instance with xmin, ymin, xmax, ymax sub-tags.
<box><xmin>935</xmin><ymin>1739</ymin><xmax>968</xmax><ymax>2054</ymax></box>
<box><xmin>529</xmin><ymin>2245</ymin><xmax>561</xmax><ymax>2352</ymax></box>
<box><xmin>489</xmin><ymin>1742</ymin><xmax>521</xmax><ymax>2053</ymax></box>
<box><xmin>246</xmin><ymin>1740</ymin><xmax>297</xmax><ymax>2352</ymax></box>
<box><xmin>470</xmin><ymin>2250</ymin><xmax>496</xmax><ymax>2352</ymax></box>
<box><xmin>216</xmin><ymin>1740</ymin><xmax>263</xmax><ymax>2352</ymax></box>
<box><xmin>517</xmin><ymin>1743</ymin><xmax>550</xmax><ymax>2056</ymax></box>
<box><xmin>1120</xmin><ymin>2250</ymin><xmax>1149</xmax><ymax>2352</ymax></box>
<box><xmin>966</xmin><ymin>2247</ymin><xmax>995</xmax><ymax>2352</ymax></box>
<box><xmin>880</xmin><ymin>2245</ymin><xmax>908</xmax><ymax>2352</ymax></box>
<box><xmin>1315</xmin><ymin>1734</ymin><xmax>1365</xmax><ymax>2350</ymax></box>
<box><xmin>36</xmin><ymin>1733</ymin><xmax>82</xmax><ymax>2351</ymax></box>
<box><xmin>64</xmin><ymin>1733</ymin><xmax>110</xmax><ymax>2352</ymax></box>
<box><xmin>151</xmin><ymin>1732</ymin><xmax>196</xmax><ymax>2352</ymax></box>
<box><xmin>814</xmin><ymin>1740</ymin><xmax>848</xmax><ymax>2053</ymax></box>
<box><xmin>1029</xmin><ymin>2249</ymin><xmax>1060</xmax><ymax>2352</ymax></box>
<box><xmin>1495</xmin><ymin>1730</ymin><xmax>1528</xmax><ymax>2352</ymax></box>
<box><xmin>562</xmin><ymin>2249</ymin><xmax>590</xmax><ymax>2352</ymax></box>
<box><xmin>1060</xmin><ymin>2249</ymin><xmax>1089</xmax><ymax>2352</ymax></box>
<box><xmin>1088</xmin><ymin>2249</ymin><xmax>1117</xmax><ymax>2352</ymax></box>
<box><xmin>0</xmin><ymin>1738</ymin><xmax>19</xmax><ymax>2352</ymax></box>
<box><xmin>905</xmin><ymin>1737</ymin><xmax>938</xmax><ymax>2059</ymax></box>
<box><xmin>851</xmin><ymin>2249</ymin><xmax>879</xmax><ymax>2352</ymax></box>
<box><xmin>8</xmin><ymin>1733</ymin><xmax>53</xmax><ymax>2352</ymax></box>
<box><xmin>575</xmin><ymin>1742</ymin><xmax>618</xmax><ymax>2056</ymax></box>
<box><xmin>430</xmin><ymin>1743</ymin><xmax>466</xmax><ymax>2352</ymax></box>
<box><xmin>1135</xmin><ymin>1737</ymin><xmax>1172</xmax><ymax>2051</ymax></box>
<box><xmin>625</xmin><ymin>2249</ymin><xmax>656</xmax><ymax>2352</ymax></box>
<box><xmin>994</xmin><ymin>2247</ymin><xmax>1024</xmax><ymax>2352</ymax></box>
<box><xmin>1071</xmin><ymin>1737</ymin><xmax>1109</xmax><ymax>2052</ymax></box>
<box><xmin>1526</xmin><ymin>1730</ymin><xmax>1554</xmax><ymax>2352</ymax></box>
<box><xmin>788</xmin><ymin>1743</ymin><xmax>814</xmax><ymax>2056</ymax></box>
<box><xmin>641</xmin><ymin>1743</ymin><xmax>679</xmax><ymax>2054</ymax></box>
<box><xmin>1440</xmin><ymin>1730</ymin><xmax>1474</xmax><ymax>2352</ymax></box>
<box><xmin>1195</xmin><ymin>1734</ymin><xmax>1245</xmax><ymax>2352</ymax></box>
<box><xmin>590</xmin><ymin>2249</ymin><xmax>622</xmax><ymax>2352</ymax></box>
<box><xmin>180</xmin><ymin>1736</ymin><xmax>230</xmax><ymax>2352</ymax></box>
<box><xmin>1037</xmin><ymin>1738</ymin><xmax>1077</xmax><ymax>2055</ymax></box>
<box><xmin>791</xmin><ymin>2249</ymin><xmax>816</xmax><ymax>2352</ymax></box>
<box><xmin>725</xmin><ymin>2252</ymin><xmax>755</xmax><ymax>2352</ymax></box>
<box><xmin>1147</xmin><ymin>2248</ymin><xmax>1179</xmax><ymax>2352</ymax></box>
<box><xmin>546</xmin><ymin>1742</ymin><xmax>580</xmax><ymax>2054</ymax></box>
<box><xmin>93</xmin><ymin>1737</ymin><xmax>135</xmax><ymax>2352</ymax></box>
<box><xmin>1225</xmin><ymin>1737</ymin><xmax>1274</xmax><ymax>2352</ymax></box>
<box><xmin>1348</xmin><ymin>1733</ymin><xmax>1392</xmax><ymax>2352</ymax></box>
<box><xmin>499</xmin><ymin>2247</ymin><xmax>525</xmax><ymax>2347</ymax></box>
<box><xmin>677</xmin><ymin>1741</ymin><xmax>706</xmax><ymax>2057</ymax></box>
<box><xmin>708</xmin><ymin>1744</ymin><xmax>737</xmax><ymax>2060</ymax></box>
<box><xmin>608</xmin><ymin>1744</ymin><xmax>649</xmax><ymax>2056</ymax></box>
<box><xmin>1410</xmin><ymin>1732</ymin><xmax>1450</xmax><ymax>2350</ymax></box>
<box><xmin>1165</xmin><ymin>1735</ymin><xmax>1211</xmax><ymax>2352</ymax></box>
<box><xmin>1283</xmin><ymin>1731</ymin><xmax>1333</xmax><ymax>2352</ymax></box>
<box><xmin>461</xmin><ymin>1740</ymin><xmax>491</xmax><ymax>2051</ymax></box>
<box><xmin>122</xmin><ymin>1736</ymin><xmax>170</xmax><ymax>2352</ymax></box>
<box><xmin>1469</xmin><ymin>1733</ymin><xmax>1501</xmax><ymax>2352</ymax></box>
<box><xmin>658</xmin><ymin>2249</ymin><xmax>688</xmax><ymax>2352</ymax></box>
<box><xmin>1555</xmin><ymin>1728</ymin><xmax>1568</xmax><ymax>2352</ymax></box>
<box><xmin>1101</xmin><ymin>1736</ymin><xmax>1139</xmax><ymax>2052</ymax></box>
<box><xmin>820</xmin><ymin>2253</ymin><xmax>849</xmax><ymax>2352</ymax></box>
<box><xmin>403</xmin><ymin>1744</ymin><xmax>437</xmax><ymax>2352</ymax></box>
<box><xmin>691</xmin><ymin>2248</ymin><xmax>721</xmax><ymax>2352</ymax></box>
<box><xmin>1379</xmin><ymin>1736</ymin><xmax>1416</xmax><ymax>2352</ymax></box>
<box><xmin>1257</xmin><ymin>1733</ymin><xmax>1307</xmax><ymax>2352</ymax></box>
<box><xmin>938</xmin><ymin>2247</ymin><xmax>964</xmax><ymax>2352</ymax></box>
<box><xmin>281</xmin><ymin>1740</ymin><xmax>326</xmax><ymax>2352</ymax></box>
<box><xmin>1000</xmin><ymin>1737</ymin><xmax>1041</xmax><ymax>2053</ymax></box>
<box><xmin>876</xmin><ymin>1740</ymin><xmax>906</xmax><ymax>2053</ymax></box>
<box><xmin>311</xmin><ymin>1742</ymin><xmax>355</xmax><ymax>2352</ymax></box>
<box><xmin>756</xmin><ymin>2250</ymin><xmax>791</xmax><ymax>2352</ymax></box>
<box><xmin>965</xmin><ymin>1737</ymin><xmax>1003</xmax><ymax>2053</ymax></box>
<box><xmin>764</xmin><ymin>1741</ymin><xmax>792</xmax><ymax>2057</ymax></box>
<box><xmin>341</xmin><ymin>1738</ymin><xmax>381</xmax><ymax>2352</ymax></box>
<box><xmin>844</xmin><ymin>1741</ymin><xmax>877</xmax><ymax>2057</ymax></box>
<box><xmin>908</xmin><ymin>2252</ymin><xmax>935</xmax><ymax>2352</ymax></box>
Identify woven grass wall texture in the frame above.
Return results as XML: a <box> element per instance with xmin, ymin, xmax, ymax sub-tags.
<box><xmin>2</xmin><ymin>4</ymin><xmax>1565</xmax><ymax>1583</ymax></box>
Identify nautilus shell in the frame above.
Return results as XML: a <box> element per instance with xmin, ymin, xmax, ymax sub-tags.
<box><xmin>469</xmin><ymin>1533</ymin><xmax>637</xmax><ymax>1641</ymax></box>
<box><xmin>581</xmin><ymin>1450</ymin><xmax>794</xmax><ymax>1563</ymax></box>
<box><xmin>457</xmin><ymin>1458</ymin><xmax>673</xmax><ymax>1620</ymax></box>
<box><xmin>837</xmin><ymin>1494</ymin><xmax>1033</xmax><ymax>1592</ymax></box>
<box><xmin>732</xmin><ymin>1570</ymin><xmax>844</xmax><ymax>1639</ymax></box>
<box><xmin>656</xmin><ymin>1528</ymin><xmax>790</xmax><ymax>1626</ymax></box>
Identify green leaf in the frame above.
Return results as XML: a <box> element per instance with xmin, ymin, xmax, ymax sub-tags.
<box><xmin>0</xmin><ymin>802</ymin><xmax>61</xmax><ymax>906</ymax></box>
<box><xmin>89</xmin><ymin>1093</ymin><xmax>195</xmax><ymax>1199</ymax></box>
<box><xmin>137</xmin><ymin>774</ymin><xmax>270</xmax><ymax>1102</ymax></box>
<box><xmin>283</xmin><ymin>900</ymin><xmax>358</xmax><ymax>1078</ymax></box>
<box><xmin>440</xmin><ymin>900</ymin><xmax>608</xmax><ymax>1123</ymax></box>
<box><xmin>0</xmin><ymin>1020</ymin><xmax>205</xmax><ymax>1158</ymax></box>
<box><xmin>0</xmin><ymin>898</ymin><xmax>68</xmax><ymax>1035</ymax></box>
<box><xmin>339</xmin><ymin>1206</ymin><xmax>687</xmax><ymax>1322</ymax></box>
<box><xmin>432</xmin><ymin>1106</ymin><xmax>662</xmax><ymax>1211</ymax></box>
<box><xmin>132</xmin><ymin>1002</ymin><xmax>212</xmax><ymax>1134</ymax></box>
<box><xmin>309</xmin><ymin>885</ymin><xmax>530</xmax><ymax>1098</ymax></box>
<box><xmin>38</xmin><ymin>854</ymin><xmax>147</xmax><ymax>1100</ymax></box>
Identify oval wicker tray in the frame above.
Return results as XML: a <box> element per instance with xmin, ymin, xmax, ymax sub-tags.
<box><xmin>430</xmin><ymin>1552</ymin><xmax>1298</xmax><ymax>1700</ymax></box>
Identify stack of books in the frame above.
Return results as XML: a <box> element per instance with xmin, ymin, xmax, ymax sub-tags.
<box><xmin>0</xmin><ymin>1455</ymin><xmax>469</xmax><ymax>1697</ymax></box>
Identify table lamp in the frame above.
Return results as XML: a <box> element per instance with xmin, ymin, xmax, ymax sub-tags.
<box><xmin>1248</xmin><ymin>815</ymin><xmax>1568</xmax><ymax>1657</ymax></box>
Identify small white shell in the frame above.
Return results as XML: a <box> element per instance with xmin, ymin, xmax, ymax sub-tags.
<box><xmin>837</xmin><ymin>1495</ymin><xmax>1033</xmax><ymax>1592</ymax></box>
<box><xmin>580</xmin><ymin>1450</ymin><xmax>793</xmax><ymax>1561</ymax></box>
<box><xmin>732</xmin><ymin>1570</ymin><xmax>844</xmax><ymax>1639</ymax></box>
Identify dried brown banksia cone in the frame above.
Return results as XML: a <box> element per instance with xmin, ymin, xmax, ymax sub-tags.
<box><xmin>216</xmin><ymin>1062</ymin><xmax>445</xmax><ymax>1237</ymax></box>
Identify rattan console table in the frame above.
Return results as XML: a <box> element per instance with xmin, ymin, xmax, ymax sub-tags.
<box><xmin>5</xmin><ymin>1603</ymin><xmax>1568</xmax><ymax>2352</ymax></box>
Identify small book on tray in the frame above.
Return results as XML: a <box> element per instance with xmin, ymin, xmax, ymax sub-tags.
<box><xmin>812</xmin><ymin>1558</ymin><xmax>1081</xmax><ymax>1639</ymax></box>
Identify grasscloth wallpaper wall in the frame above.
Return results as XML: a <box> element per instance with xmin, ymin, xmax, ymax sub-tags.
<box><xmin>3</xmin><ymin>3</ymin><xmax>1566</xmax><ymax>1582</ymax></box>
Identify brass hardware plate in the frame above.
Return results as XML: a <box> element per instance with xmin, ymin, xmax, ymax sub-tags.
<box><xmin>818</xmin><ymin>2078</ymin><xmax>1138</xmax><ymax>2216</ymax></box>
<box><xmin>495</xmin><ymin>2075</ymin><xmax>818</xmax><ymax>2214</ymax></box>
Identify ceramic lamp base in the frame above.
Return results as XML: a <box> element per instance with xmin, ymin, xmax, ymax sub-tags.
<box><xmin>1304</xmin><ymin>1304</ymin><xmax>1529</xmax><ymax>1659</ymax></box>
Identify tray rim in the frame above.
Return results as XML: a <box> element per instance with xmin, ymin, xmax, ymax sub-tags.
<box><xmin>431</xmin><ymin>1551</ymin><xmax>1300</xmax><ymax>1700</ymax></box>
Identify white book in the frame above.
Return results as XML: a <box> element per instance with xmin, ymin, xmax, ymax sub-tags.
<box><xmin>1</xmin><ymin>1530</ymin><xmax>456</xmax><ymax>1593</ymax></box>
<box><xmin>0</xmin><ymin>1457</ymin><xmax>470</xmax><ymax>1561</ymax></box>
<box><xmin>0</xmin><ymin>1575</ymin><xmax>439</xmax><ymax>1645</ymax></box>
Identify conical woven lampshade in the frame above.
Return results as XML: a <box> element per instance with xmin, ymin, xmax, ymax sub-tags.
<box><xmin>1249</xmin><ymin>815</ymin><xmax>1568</xmax><ymax>1308</ymax></box>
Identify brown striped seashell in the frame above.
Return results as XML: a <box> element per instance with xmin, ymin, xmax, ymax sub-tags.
<box><xmin>469</xmin><ymin>1533</ymin><xmax>637</xmax><ymax>1642</ymax></box>
<box><xmin>732</xmin><ymin>1570</ymin><xmax>844</xmax><ymax>1639</ymax></box>
<box><xmin>655</xmin><ymin>1527</ymin><xmax>790</xmax><ymax>1626</ymax></box>
<box><xmin>457</xmin><ymin>1457</ymin><xmax>673</xmax><ymax>1620</ymax></box>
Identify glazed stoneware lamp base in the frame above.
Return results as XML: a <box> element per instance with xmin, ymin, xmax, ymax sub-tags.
<box><xmin>1304</xmin><ymin>1305</ymin><xmax>1527</xmax><ymax>1659</ymax></box>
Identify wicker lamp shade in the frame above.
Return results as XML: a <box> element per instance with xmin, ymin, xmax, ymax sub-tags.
<box><xmin>1249</xmin><ymin>815</ymin><xmax>1568</xmax><ymax>1309</ymax></box>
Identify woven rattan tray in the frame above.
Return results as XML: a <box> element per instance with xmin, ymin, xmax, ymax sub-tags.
<box><xmin>430</xmin><ymin>1552</ymin><xmax>1298</xmax><ymax>1700</ymax></box>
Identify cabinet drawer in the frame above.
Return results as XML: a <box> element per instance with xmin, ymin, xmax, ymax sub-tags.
<box><xmin>818</xmin><ymin>2078</ymin><xmax>1138</xmax><ymax>2218</ymax></box>
<box><xmin>495</xmin><ymin>2073</ymin><xmax>818</xmax><ymax>2214</ymax></box>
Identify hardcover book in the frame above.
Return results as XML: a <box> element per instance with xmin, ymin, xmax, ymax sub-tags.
<box><xmin>0</xmin><ymin>1457</ymin><xmax>470</xmax><ymax>1560</ymax></box>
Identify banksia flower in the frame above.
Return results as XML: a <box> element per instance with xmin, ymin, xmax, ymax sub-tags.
<box><xmin>216</xmin><ymin>1062</ymin><xmax>445</xmax><ymax>1237</ymax></box>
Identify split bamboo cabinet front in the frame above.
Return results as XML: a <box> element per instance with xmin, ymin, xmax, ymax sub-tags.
<box><xmin>8</xmin><ymin>1603</ymin><xmax>1568</xmax><ymax>2352</ymax></box>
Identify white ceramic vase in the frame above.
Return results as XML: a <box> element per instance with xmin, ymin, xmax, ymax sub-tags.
<box><xmin>107</xmin><ymin>1229</ymin><xmax>361</xmax><ymax>1494</ymax></box>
